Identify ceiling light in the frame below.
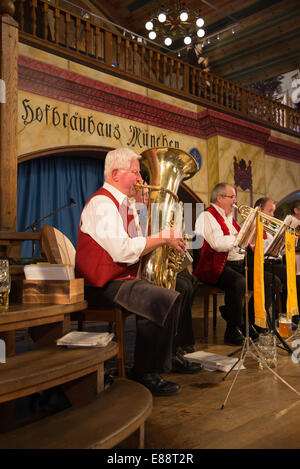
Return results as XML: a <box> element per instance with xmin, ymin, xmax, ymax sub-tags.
<box><xmin>164</xmin><ymin>37</ymin><xmax>172</xmax><ymax>46</ymax></box>
<box><xmin>81</xmin><ymin>10</ymin><xmax>90</xmax><ymax>20</ymax></box>
<box><xmin>149</xmin><ymin>31</ymin><xmax>156</xmax><ymax>40</ymax></box>
<box><xmin>145</xmin><ymin>21</ymin><xmax>153</xmax><ymax>30</ymax></box>
<box><xmin>158</xmin><ymin>13</ymin><xmax>166</xmax><ymax>23</ymax></box>
<box><xmin>144</xmin><ymin>2</ymin><xmax>238</xmax><ymax>47</ymax></box>
<box><xmin>180</xmin><ymin>11</ymin><xmax>188</xmax><ymax>22</ymax></box>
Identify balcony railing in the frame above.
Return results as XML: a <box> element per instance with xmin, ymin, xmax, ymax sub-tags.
<box><xmin>14</xmin><ymin>0</ymin><xmax>300</xmax><ymax>137</ymax></box>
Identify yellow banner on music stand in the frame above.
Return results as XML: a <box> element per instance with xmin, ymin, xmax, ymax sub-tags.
<box><xmin>285</xmin><ymin>230</ymin><xmax>299</xmax><ymax>321</ymax></box>
<box><xmin>254</xmin><ymin>215</ymin><xmax>267</xmax><ymax>328</ymax></box>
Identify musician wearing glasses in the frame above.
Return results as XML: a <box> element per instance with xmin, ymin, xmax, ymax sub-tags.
<box><xmin>75</xmin><ymin>147</ymin><xmax>201</xmax><ymax>398</ymax></box>
<box><xmin>193</xmin><ymin>183</ymin><xmax>278</xmax><ymax>346</ymax></box>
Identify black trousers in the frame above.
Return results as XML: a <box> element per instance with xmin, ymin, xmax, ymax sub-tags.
<box><xmin>85</xmin><ymin>273</ymin><xmax>196</xmax><ymax>377</ymax></box>
<box><xmin>264</xmin><ymin>260</ymin><xmax>300</xmax><ymax>313</ymax></box>
<box><xmin>216</xmin><ymin>260</ymin><xmax>281</xmax><ymax>327</ymax></box>
<box><xmin>174</xmin><ymin>271</ymin><xmax>197</xmax><ymax>350</ymax></box>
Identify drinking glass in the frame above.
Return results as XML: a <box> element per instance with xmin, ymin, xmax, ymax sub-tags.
<box><xmin>278</xmin><ymin>313</ymin><xmax>292</xmax><ymax>338</ymax></box>
<box><xmin>0</xmin><ymin>259</ymin><xmax>10</xmax><ymax>311</ymax></box>
<box><xmin>258</xmin><ymin>332</ymin><xmax>277</xmax><ymax>369</ymax></box>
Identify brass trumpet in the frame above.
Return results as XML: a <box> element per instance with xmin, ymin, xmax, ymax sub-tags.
<box><xmin>234</xmin><ymin>204</ymin><xmax>300</xmax><ymax>236</ymax></box>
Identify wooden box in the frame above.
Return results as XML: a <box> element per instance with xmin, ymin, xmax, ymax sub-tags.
<box><xmin>22</xmin><ymin>279</ymin><xmax>84</xmax><ymax>304</ymax></box>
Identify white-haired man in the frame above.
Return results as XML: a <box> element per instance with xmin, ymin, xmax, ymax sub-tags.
<box><xmin>75</xmin><ymin>147</ymin><xmax>201</xmax><ymax>397</ymax></box>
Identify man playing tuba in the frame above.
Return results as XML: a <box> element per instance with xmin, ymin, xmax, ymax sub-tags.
<box><xmin>75</xmin><ymin>147</ymin><xmax>201</xmax><ymax>398</ymax></box>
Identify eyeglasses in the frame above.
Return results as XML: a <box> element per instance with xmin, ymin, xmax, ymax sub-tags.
<box><xmin>222</xmin><ymin>194</ymin><xmax>237</xmax><ymax>200</ymax></box>
<box><xmin>119</xmin><ymin>169</ymin><xmax>141</xmax><ymax>176</ymax></box>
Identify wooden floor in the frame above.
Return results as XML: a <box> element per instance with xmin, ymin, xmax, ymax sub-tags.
<box><xmin>13</xmin><ymin>289</ymin><xmax>300</xmax><ymax>450</ymax></box>
<box><xmin>138</xmin><ymin>290</ymin><xmax>300</xmax><ymax>450</ymax></box>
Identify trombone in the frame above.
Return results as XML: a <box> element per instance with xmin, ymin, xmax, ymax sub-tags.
<box><xmin>234</xmin><ymin>204</ymin><xmax>300</xmax><ymax>236</ymax></box>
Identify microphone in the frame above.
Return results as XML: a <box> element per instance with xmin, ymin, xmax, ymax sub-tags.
<box><xmin>69</xmin><ymin>198</ymin><xmax>76</xmax><ymax>205</ymax></box>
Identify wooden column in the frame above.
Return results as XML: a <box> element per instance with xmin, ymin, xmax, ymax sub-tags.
<box><xmin>0</xmin><ymin>1</ymin><xmax>18</xmax><ymax>232</ymax></box>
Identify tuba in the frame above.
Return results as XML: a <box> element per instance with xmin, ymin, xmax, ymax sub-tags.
<box><xmin>137</xmin><ymin>147</ymin><xmax>198</xmax><ymax>290</ymax></box>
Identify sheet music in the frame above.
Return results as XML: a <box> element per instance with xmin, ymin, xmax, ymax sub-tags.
<box><xmin>264</xmin><ymin>223</ymin><xmax>287</xmax><ymax>257</ymax></box>
<box><xmin>184</xmin><ymin>351</ymin><xmax>245</xmax><ymax>372</ymax></box>
<box><xmin>57</xmin><ymin>331</ymin><xmax>114</xmax><ymax>347</ymax></box>
<box><xmin>283</xmin><ymin>215</ymin><xmax>300</xmax><ymax>232</ymax></box>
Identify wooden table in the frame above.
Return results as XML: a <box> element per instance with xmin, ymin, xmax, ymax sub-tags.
<box><xmin>0</xmin><ymin>301</ymin><xmax>88</xmax><ymax>356</ymax></box>
<box><xmin>0</xmin><ymin>231</ymin><xmax>41</xmax><ymax>258</ymax></box>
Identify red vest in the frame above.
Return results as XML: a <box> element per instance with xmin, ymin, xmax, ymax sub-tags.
<box><xmin>193</xmin><ymin>205</ymin><xmax>240</xmax><ymax>284</ymax></box>
<box><xmin>75</xmin><ymin>187</ymin><xmax>139</xmax><ymax>287</ymax></box>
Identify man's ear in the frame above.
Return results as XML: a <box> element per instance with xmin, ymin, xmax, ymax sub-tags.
<box><xmin>111</xmin><ymin>168</ymin><xmax>119</xmax><ymax>181</ymax></box>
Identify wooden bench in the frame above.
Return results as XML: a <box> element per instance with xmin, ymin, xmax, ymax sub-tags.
<box><xmin>0</xmin><ymin>378</ymin><xmax>152</xmax><ymax>449</ymax></box>
<box><xmin>0</xmin><ymin>342</ymin><xmax>153</xmax><ymax>448</ymax></box>
<box><xmin>0</xmin><ymin>342</ymin><xmax>118</xmax><ymax>405</ymax></box>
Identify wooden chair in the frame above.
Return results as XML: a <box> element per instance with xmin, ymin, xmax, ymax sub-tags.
<box><xmin>195</xmin><ymin>282</ymin><xmax>224</xmax><ymax>337</ymax></box>
<box><xmin>192</xmin><ymin>249</ymin><xmax>224</xmax><ymax>337</ymax></box>
<box><xmin>39</xmin><ymin>225</ymin><xmax>131</xmax><ymax>378</ymax></box>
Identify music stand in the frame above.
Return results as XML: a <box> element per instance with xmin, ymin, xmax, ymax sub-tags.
<box><xmin>221</xmin><ymin>213</ymin><xmax>300</xmax><ymax>409</ymax></box>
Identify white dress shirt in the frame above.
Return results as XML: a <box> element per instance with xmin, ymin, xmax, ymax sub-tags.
<box><xmin>80</xmin><ymin>182</ymin><xmax>146</xmax><ymax>265</ymax></box>
<box><xmin>194</xmin><ymin>203</ymin><xmax>244</xmax><ymax>261</ymax></box>
<box><xmin>283</xmin><ymin>214</ymin><xmax>300</xmax><ymax>274</ymax></box>
<box><xmin>283</xmin><ymin>214</ymin><xmax>300</xmax><ymax>231</ymax></box>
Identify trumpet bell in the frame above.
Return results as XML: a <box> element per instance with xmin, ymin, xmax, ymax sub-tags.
<box><xmin>235</xmin><ymin>204</ymin><xmax>300</xmax><ymax>236</ymax></box>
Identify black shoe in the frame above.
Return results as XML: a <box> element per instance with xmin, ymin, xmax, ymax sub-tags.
<box><xmin>241</xmin><ymin>324</ymin><xmax>259</xmax><ymax>341</ymax></box>
<box><xmin>172</xmin><ymin>353</ymin><xmax>202</xmax><ymax>374</ymax></box>
<box><xmin>132</xmin><ymin>372</ymin><xmax>181</xmax><ymax>397</ymax></box>
<box><xmin>224</xmin><ymin>324</ymin><xmax>245</xmax><ymax>346</ymax></box>
<box><xmin>176</xmin><ymin>345</ymin><xmax>195</xmax><ymax>356</ymax></box>
<box><xmin>183</xmin><ymin>345</ymin><xmax>196</xmax><ymax>354</ymax></box>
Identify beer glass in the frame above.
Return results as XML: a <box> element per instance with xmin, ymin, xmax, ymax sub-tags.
<box><xmin>0</xmin><ymin>259</ymin><xmax>10</xmax><ymax>311</ymax></box>
<box><xmin>278</xmin><ymin>313</ymin><xmax>292</xmax><ymax>338</ymax></box>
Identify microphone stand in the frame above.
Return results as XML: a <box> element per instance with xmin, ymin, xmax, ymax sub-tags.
<box><xmin>24</xmin><ymin>199</ymin><xmax>76</xmax><ymax>257</ymax></box>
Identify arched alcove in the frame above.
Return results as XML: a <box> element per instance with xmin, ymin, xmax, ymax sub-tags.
<box><xmin>17</xmin><ymin>146</ymin><xmax>202</xmax><ymax>256</ymax></box>
<box><xmin>275</xmin><ymin>190</ymin><xmax>300</xmax><ymax>220</ymax></box>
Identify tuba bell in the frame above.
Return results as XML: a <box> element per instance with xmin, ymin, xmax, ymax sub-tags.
<box><xmin>137</xmin><ymin>147</ymin><xmax>198</xmax><ymax>290</ymax></box>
